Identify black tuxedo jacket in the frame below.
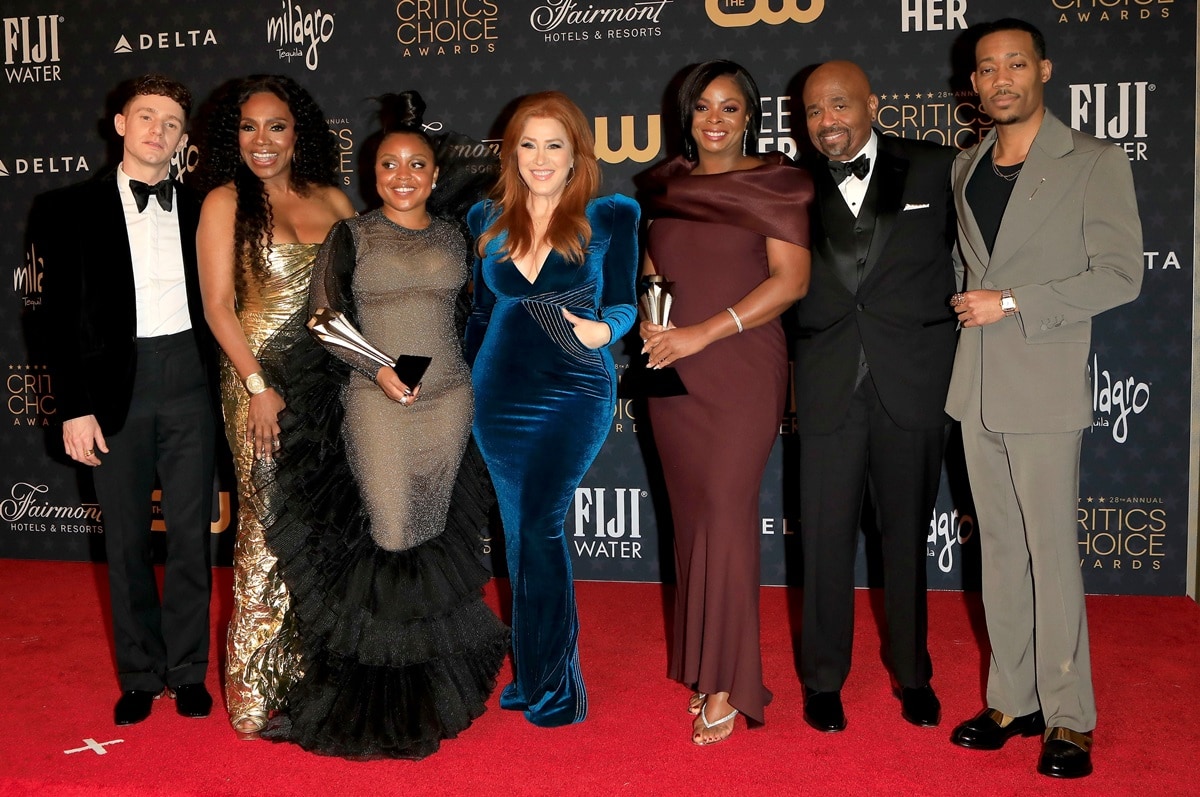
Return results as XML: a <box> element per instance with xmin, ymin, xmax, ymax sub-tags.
<box><xmin>793</xmin><ymin>133</ymin><xmax>957</xmax><ymax>434</ymax></box>
<box><xmin>31</xmin><ymin>167</ymin><xmax>216</xmax><ymax>434</ymax></box>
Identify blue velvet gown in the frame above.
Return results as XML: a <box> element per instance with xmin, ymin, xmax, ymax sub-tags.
<box><xmin>466</xmin><ymin>194</ymin><xmax>639</xmax><ymax>726</ymax></box>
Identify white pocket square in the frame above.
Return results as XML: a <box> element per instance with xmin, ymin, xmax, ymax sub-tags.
<box><xmin>903</xmin><ymin>203</ymin><xmax>930</xmax><ymax>211</ymax></box>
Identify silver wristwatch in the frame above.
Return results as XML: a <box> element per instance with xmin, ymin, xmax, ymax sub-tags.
<box><xmin>1000</xmin><ymin>289</ymin><xmax>1017</xmax><ymax>317</ymax></box>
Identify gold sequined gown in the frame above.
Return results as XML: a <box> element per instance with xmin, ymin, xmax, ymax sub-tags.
<box><xmin>220</xmin><ymin>243</ymin><xmax>315</xmax><ymax>729</ymax></box>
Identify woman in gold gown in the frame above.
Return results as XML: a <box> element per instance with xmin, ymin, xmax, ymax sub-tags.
<box><xmin>196</xmin><ymin>74</ymin><xmax>354</xmax><ymax>738</ymax></box>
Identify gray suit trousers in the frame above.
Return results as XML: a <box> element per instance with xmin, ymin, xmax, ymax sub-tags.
<box><xmin>960</xmin><ymin>376</ymin><xmax>1096</xmax><ymax>733</ymax></box>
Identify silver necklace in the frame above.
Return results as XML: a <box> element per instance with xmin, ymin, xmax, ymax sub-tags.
<box><xmin>991</xmin><ymin>149</ymin><xmax>1023</xmax><ymax>182</ymax></box>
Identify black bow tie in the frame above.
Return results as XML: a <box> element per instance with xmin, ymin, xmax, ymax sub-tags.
<box><xmin>129</xmin><ymin>178</ymin><xmax>173</xmax><ymax>212</ymax></box>
<box><xmin>827</xmin><ymin>154</ymin><xmax>870</xmax><ymax>182</ymax></box>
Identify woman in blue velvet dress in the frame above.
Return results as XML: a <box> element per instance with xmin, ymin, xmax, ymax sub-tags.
<box><xmin>466</xmin><ymin>91</ymin><xmax>639</xmax><ymax>727</ymax></box>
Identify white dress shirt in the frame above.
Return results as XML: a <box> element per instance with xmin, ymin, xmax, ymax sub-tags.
<box><xmin>117</xmin><ymin>164</ymin><xmax>191</xmax><ymax>337</ymax></box>
<box><xmin>833</xmin><ymin>131</ymin><xmax>879</xmax><ymax>218</ymax></box>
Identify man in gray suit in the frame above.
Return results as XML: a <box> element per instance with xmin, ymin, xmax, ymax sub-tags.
<box><xmin>945</xmin><ymin>18</ymin><xmax>1142</xmax><ymax>779</ymax></box>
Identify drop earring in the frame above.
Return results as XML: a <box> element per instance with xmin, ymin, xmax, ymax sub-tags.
<box><xmin>741</xmin><ymin>129</ymin><xmax>748</xmax><ymax>157</ymax></box>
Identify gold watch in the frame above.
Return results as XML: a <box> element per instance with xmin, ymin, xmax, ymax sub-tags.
<box><xmin>244</xmin><ymin>372</ymin><xmax>268</xmax><ymax>395</ymax></box>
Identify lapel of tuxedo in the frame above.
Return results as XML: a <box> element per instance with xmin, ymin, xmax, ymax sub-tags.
<box><xmin>810</xmin><ymin>162</ymin><xmax>858</xmax><ymax>296</ymax></box>
<box><xmin>987</xmin><ymin>110</ymin><xmax>1076</xmax><ymax>274</ymax></box>
<box><xmin>860</xmin><ymin>136</ymin><xmax>906</xmax><ymax>286</ymax></box>
<box><xmin>955</xmin><ymin>136</ymin><xmax>991</xmax><ymax>271</ymax></box>
<box><xmin>94</xmin><ymin>169</ymin><xmax>138</xmax><ymax>302</ymax></box>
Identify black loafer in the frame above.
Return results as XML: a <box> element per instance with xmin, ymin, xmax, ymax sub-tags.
<box><xmin>951</xmin><ymin>707</ymin><xmax>1045</xmax><ymax>750</ymax></box>
<box><xmin>803</xmin><ymin>688</ymin><xmax>846</xmax><ymax>733</ymax></box>
<box><xmin>114</xmin><ymin>689</ymin><xmax>161</xmax><ymax>726</ymax></box>
<box><xmin>1038</xmin><ymin>727</ymin><xmax>1093</xmax><ymax>778</ymax></box>
<box><xmin>172</xmin><ymin>683</ymin><xmax>213</xmax><ymax>718</ymax></box>
<box><xmin>899</xmin><ymin>684</ymin><xmax>941</xmax><ymax>727</ymax></box>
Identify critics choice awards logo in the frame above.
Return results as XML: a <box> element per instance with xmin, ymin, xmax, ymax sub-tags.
<box><xmin>876</xmin><ymin>91</ymin><xmax>993</xmax><ymax>150</ymax></box>
<box><xmin>1078</xmin><ymin>495</ymin><xmax>1166</xmax><ymax>572</ymax></box>
<box><xmin>396</xmin><ymin>0</ymin><xmax>497</xmax><ymax>57</ymax></box>
<box><xmin>3</xmin><ymin>14</ymin><xmax>61</xmax><ymax>84</ymax></box>
<box><xmin>1052</xmin><ymin>0</ymin><xmax>1174</xmax><ymax>24</ymax></box>
<box><xmin>706</xmin><ymin>0</ymin><xmax>823</xmax><ymax>27</ymax></box>
<box><xmin>7</xmin><ymin>365</ymin><xmax>54</xmax><ymax>426</ymax></box>
<box><xmin>267</xmin><ymin>0</ymin><xmax>335</xmax><ymax>70</ymax></box>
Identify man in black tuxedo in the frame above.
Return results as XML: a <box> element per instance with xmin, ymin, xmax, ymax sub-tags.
<box><xmin>32</xmin><ymin>75</ymin><xmax>217</xmax><ymax>726</ymax></box>
<box><xmin>793</xmin><ymin>61</ymin><xmax>957</xmax><ymax>732</ymax></box>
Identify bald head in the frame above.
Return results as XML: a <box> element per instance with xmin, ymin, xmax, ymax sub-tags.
<box><xmin>803</xmin><ymin>60</ymin><xmax>879</xmax><ymax>161</ymax></box>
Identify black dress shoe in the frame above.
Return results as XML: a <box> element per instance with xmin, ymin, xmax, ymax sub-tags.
<box><xmin>172</xmin><ymin>683</ymin><xmax>213</xmax><ymax>718</ymax></box>
<box><xmin>114</xmin><ymin>690</ymin><xmax>161</xmax><ymax>726</ymax></box>
<box><xmin>1038</xmin><ymin>727</ymin><xmax>1093</xmax><ymax>778</ymax></box>
<box><xmin>803</xmin><ymin>688</ymin><xmax>846</xmax><ymax>732</ymax></box>
<box><xmin>951</xmin><ymin>707</ymin><xmax>1045</xmax><ymax>750</ymax></box>
<box><xmin>899</xmin><ymin>684</ymin><xmax>941</xmax><ymax>727</ymax></box>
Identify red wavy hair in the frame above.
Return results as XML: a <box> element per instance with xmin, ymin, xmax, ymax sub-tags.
<box><xmin>477</xmin><ymin>91</ymin><xmax>600</xmax><ymax>265</ymax></box>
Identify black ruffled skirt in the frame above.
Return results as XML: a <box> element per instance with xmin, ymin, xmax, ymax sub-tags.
<box><xmin>255</xmin><ymin>314</ymin><xmax>508</xmax><ymax>759</ymax></box>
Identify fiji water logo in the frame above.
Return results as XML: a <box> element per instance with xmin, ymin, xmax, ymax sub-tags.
<box><xmin>1091</xmin><ymin>353</ymin><xmax>1149</xmax><ymax>444</ymax></box>
<box><xmin>267</xmin><ymin>0</ymin><xmax>335</xmax><ymax>71</ymax></box>
<box><xmin>572</xmin><ymin>487</ymin><xmax>645</xmax><ymax>559</ymax></box>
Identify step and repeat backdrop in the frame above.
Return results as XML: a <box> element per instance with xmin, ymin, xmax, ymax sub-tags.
<box><xmin>1</xmin><ymin>1</ymin><xmax>1194</xmax><ymax>595</ymax></box>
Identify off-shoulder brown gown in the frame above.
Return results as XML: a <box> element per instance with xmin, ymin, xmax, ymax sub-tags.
<box><xmin>642</xmin><ymin>153</ymin><xmax>812</xmax><ymax>724</ymax></box>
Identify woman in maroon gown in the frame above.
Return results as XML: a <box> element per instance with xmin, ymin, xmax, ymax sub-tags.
<box><xmin>640</xmin><ymin>60</ymin><xmax>813</xmax><ymax>745</ymax></box>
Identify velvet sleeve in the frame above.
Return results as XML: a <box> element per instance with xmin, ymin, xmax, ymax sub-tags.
<box><xmin>464</xmin><ymin>200</ymin><xmax>494</xmax><ymax>366</ymax></box>
<box><xmin>31</xmin><ymin>188</ymin><xmax>92</xmax><ymax>422</ymax></box>
<box><xmin>597</xmin><ymin>194</ymin><xmax>640</xmax><ymax>344</ymax></box>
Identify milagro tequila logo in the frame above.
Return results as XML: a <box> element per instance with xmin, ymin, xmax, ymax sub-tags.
<box><xmin>572</xmin><ymin>487</ymin><xmax>645</xmax><ymax>558</ymax></box>
<box><xmin>14</xmin><ymin>243</ymin><xmax>44</xmax><ymax>307</ymax></box>
<box><xmin>267</xmin><ymin>0</ymin><xmax>335</xmax><ymax>71</ymax></box>
<box><xmin>1</xmin><ymin>482</ymin><xmax>102</xmax><ymax>532</ymax></box>
<box><xmin>928</xmin><ymin>507</ymin><xmax>974</xmax><ymax>574</ymax></box>
<box><xmin>1091</xmin><ymin>353</ymin><xmax>1150</xmax><ymax>444</ymax></box>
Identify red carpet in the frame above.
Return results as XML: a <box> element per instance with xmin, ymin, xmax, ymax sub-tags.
<box><xmin>1</xmin><ymin>559</ymin><xmax>1196</xmax><ymax>796</ymax></box>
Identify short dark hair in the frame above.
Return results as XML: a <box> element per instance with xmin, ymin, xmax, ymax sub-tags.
<box><xmin>973</xmin><ymin>17</ymin><xmax>1047</xmax><ymax>61</ymax></box>
<box><xmin>118</xmin><ymin>74</ymin><xmax>192</xmax><ymax>117</ymax></box>
<box><xmin>677</xmin><ymin>60</ymin><xmax>762</xmax><ymax>161</ymax></box>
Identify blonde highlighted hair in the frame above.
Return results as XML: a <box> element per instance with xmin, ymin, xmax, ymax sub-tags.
<box><xmin>477</xmin><ymin>91</ymin><xmax>600</xmax><ymax>264</ymax></box>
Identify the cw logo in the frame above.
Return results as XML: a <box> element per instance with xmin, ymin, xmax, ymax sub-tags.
<box><xmin>594</xmin><ymin>115</ymin><xmax>660</xmax><ymax>164</ymax></box>
<box><xmin>706</xmin><ymin>0</ymin><xmax>824</xmax><ymax>27</ymax></box>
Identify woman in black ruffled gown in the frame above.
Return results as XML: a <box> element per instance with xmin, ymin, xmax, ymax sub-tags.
<box><xmin>255</xmin><ymin>92</ymin><xmax>507</xmax><ymax>759</ymax></box>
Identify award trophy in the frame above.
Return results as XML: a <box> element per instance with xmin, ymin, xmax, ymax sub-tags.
<box><xmin>307</xmin><ymin>308</ymin><xmax>431</xmax><ymax>388</ymax></box>
<box><xmin>633</xmin><ymin>275</ymin><xmax>687</xmax><ymax>397</ymax></box>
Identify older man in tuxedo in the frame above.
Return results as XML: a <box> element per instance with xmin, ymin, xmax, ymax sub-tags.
<box><xmin>793</xmin><ymin>61</ymin><xmax>958</xmax><ymax>733</ymax></box>
<box><xmin>32</xmin><ymin>75</ymin><xmax>217</xmax><ymax>726</ymax></box>
<box><xmin>945</xmin><ymin>19</ymin><xmax>1142</xmax><ymax>779</ymax></box>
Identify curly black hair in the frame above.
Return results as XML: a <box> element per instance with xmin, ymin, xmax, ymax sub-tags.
<box><xmin>196</xmin><ymin>75</ymin><xmax>339</xmax><ymax>278</ymax></box>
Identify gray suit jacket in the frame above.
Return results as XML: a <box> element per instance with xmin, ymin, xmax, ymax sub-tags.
<box><xmin>944</xmin><ymin>110</ymin><xmax>1143</xmax><ymax>433</ymax></box>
